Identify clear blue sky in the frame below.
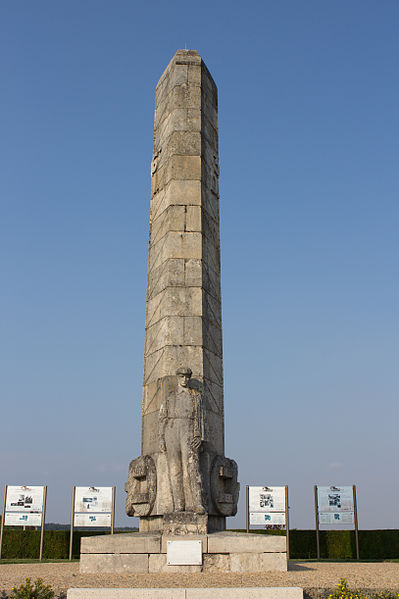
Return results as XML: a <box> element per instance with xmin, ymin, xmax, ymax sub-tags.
<box><xmin>1</xmin><ymin>0</ymin><xmax>398</xmax><ymax>529</ymax></box>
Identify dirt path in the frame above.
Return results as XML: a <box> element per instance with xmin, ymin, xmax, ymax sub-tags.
<box><xmin>1</xmin><ymin>561</ymin><xmax>399</xmax><ymax>596</ymax></box>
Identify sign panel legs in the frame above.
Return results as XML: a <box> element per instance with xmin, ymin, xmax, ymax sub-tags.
<box><xmin>0</xmin><ymin>485</ymin><xmax>7</xmax><ymax>560</ymax></box>
<box><xmin>353</xmin><ymin>484</ymin><xmax>360</xmax><ymax>560</ymax></box>
<box><xmin>39</xmin><ymin>486</ymin><xmax>47</xmax><ymax>560</ymax></box>
<box><xmin>314</xmin><ymin>485</ymin><xmax>320</xmax><ymax>560</ymax></box>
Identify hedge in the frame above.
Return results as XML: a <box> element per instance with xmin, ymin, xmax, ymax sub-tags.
<box><xmin>233</xmin><ymin>529</ymin><xmax>399</xmax><ymax>560</ymax></box>
<box><xmin>1</xmin><ymin>529</ymin><xmax>399</xmax><ymax>560</ymax></box>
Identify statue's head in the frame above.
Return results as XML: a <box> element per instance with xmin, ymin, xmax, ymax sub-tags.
<box><xmin>176</xmin><ymin>367</ymin><xmax>192</xmax><ymax>388</ymax></box>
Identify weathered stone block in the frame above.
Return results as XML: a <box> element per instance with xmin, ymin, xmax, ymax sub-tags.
<box><xmin>230</xmin><ymin>552</ymin><xmax>287</xmax><ymax>572</ymax></box>
<box><xmin>184</xmin><ymin>258</ymin><xmax>202</xmax><ymax>286</ymax></box>
<box><xmin>68</xmin><ymin>589</ymin><xmax>186</xmax><ymax>599</ymax></box>
<box><xmin>203</xmin><ymin>552</ymin><xmax>230</xmax><ymax>571</ymax></box>
<box><xmin>185</xmin><ymin>205</ymin><xmax>202</xmax><ymax>232</ymax></box>
<box><xmin>187</xmin><ymin>590</ymin><xmax>302</xmax><ymax>599</ymax></box>
<box><xmin>151</xmin><ymin>205</ymin><xmax>186</xmax><ymax>245</ymax></box>
<box><xmin>207</xmin><ymin>532</ymin><xmax>286</xmax><ymax>554</ymax></box>
<box><xmin>146</xmin><ymin>287</ymin><xmax>202</xmax><ymax>327</ymax></box>
<box><xmin>183</xmin><ymin>316</ymin><xmax>203</xmax><ymax>345</ymax></box>
<box><xmin>80</xmin><ymin>533</ymin><xmax>160</xmax><ymax>554</ymax></box>
<box><xmin>163</xmin><ymin>231</ymin><xmax>202</xmax><ymax>261</ymax></box>
<box><xmin>164</xmin><ymin>131</ymin><xmax>201</xmax><ymax>158</ymax></box>
<box><xmin>164</xmin><ymin>179</ymin><xmax>202</xmax><ymax>207</ymax></box>
<box><xmin>148</xmin><ymin>553</ymin><xmax>201</xmax><ymax>573</ymax></box>
<box><xmin>167</xmin><ymin>155</ymin><xmax>202</xmax><ymax>182</ymax></box>
<box><xmin>68</xmin><ymin>590</ymin><xmax>303</xmax><ymax>599</ymax></box>
<box><xmin>147</xmin><ymin>259</ymin><xmax>185</xmax><ymax>300</ymax></box>
<box><xmin>144</xmin><ymin>317</ymin><xmax>185</xmax><ymax>356</ymax></box>
<box><xmin>80</xmin><ymin>553</ymin><xmax>148</xmax><ymax>573</ymax></box>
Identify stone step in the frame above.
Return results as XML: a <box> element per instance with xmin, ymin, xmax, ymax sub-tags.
<box><xmin>67</xmin><ymin>587</ymin><xmax>303</xmax><ymax>599</ymax></box>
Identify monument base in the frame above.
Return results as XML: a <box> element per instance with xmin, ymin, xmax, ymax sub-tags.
<box><xmin>80</xmin><ymin>531</ymin><xmax>287</xmax><ymax>574</ymax></box>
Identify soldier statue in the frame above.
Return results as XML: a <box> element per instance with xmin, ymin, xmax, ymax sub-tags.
<box><xmin>159</xmin><ymin>367</ymin><xmax>206</xmax><ymax>514</ymax></box>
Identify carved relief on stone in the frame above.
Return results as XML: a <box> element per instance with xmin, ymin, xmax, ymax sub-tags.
<box><xmin>151</xmin><ymin>147</ymin><xmax>162</xmax><ymax>175</ymax></box>
<box><xmin>125</xmin><ymin>455</ymin><xmax>157</xmax><ymax>517</ymax></box>
<box><xmin>159</xmin><ymin>367</ymin><xmax>207</xmax><ymax>514</ymax></box>
<box><xmin>210</xmin><ymin>455</ymin><xmax>239</xmax><ymax>516</ymax></box>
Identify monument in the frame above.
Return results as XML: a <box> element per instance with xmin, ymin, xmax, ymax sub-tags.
<box><xmin>79</xmin><ymin>49</ymin><xmax>287</xmax><ymax>574</ymax></box>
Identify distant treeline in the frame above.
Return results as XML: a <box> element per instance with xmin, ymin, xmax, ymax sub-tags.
<box><xmin>1</xmin><ymin>528</ymin><xmax>399</xmax><ymax>560</ymax></box>
<box><xmin>44</xmin><ymin>523</ymin><xmax>138</xmax><ymax>531</ymax></box>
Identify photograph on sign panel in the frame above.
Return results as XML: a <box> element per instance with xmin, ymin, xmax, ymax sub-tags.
<box><xmin>317</xmin><ymin>486</ymin><xmax>354</xmax><ymax>512</ymax></box>
<box><xmin>6</xmin><ymin>486</ymin><xmax>44</xmax><ymax>513</ymax></box>
<box><xmin>249</xmin><ymin>486</ymin><xmax>286</xmax><ymax>512</ymax></box>
<box><xmin>74</xmin><ymin>486</ymin><xmax>113</xmax><ymax>513</ymax></box>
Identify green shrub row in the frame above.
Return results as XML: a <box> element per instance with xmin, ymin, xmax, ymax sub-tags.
<box><xmin>0</xmin><ymin>529</ymin><xmax>104</xmax><ymax>560</ymax></box>
<box><xmin>1</xmin><ymin>529</ymin><xmax>399</xmax><ymax>560</ymax></box>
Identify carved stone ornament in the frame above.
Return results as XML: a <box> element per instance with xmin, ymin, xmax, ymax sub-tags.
<box><xmin>125</xmin><ymin>455</ymin><xmax>157</xmax><ymax>517</ymax></box>
<box><xmin>210</xmin><ymin>455</ymin><xmax>240</xmax><ymax>516</ymax></box>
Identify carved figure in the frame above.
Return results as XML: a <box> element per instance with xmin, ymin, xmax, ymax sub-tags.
<box><xmin>159</xmin><ymin>367</ymin><xmax>206</xmax><ymax>514</ymax></box>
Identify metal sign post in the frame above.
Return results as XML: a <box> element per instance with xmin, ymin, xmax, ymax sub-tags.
<box><xmin>246</xmin><ymin>485</ymin><xmax>249</xmax><ymax>533</ymax></box>
<box><xmin>39</xmin><ymin>486</ymin><xmax>47</xmax><ymax>560</ymax></box>
<box><xmin>353</xmin><ymin>485</ymin><xmax>360</xmax><ymax>560</ymax></box>
<box><xmin>314</xmin><ymin>485</ymin><xmax>320</xmax><ymax>560</ymax></box>
<box><xmin>0</xmin><ymin>485</ymin><xmax>7</xmax><ymax>560</ymax></box>
<box><xmin>111</xmin><ymin>487</ymin><xmax>116</xmax><ymax>534</ymax></box>
<box><xmin>69</xmin><ymin>486</ymin><xmax>76</xmax><ymax>560</ymax></box>
<box><xmin>285</xmin><ymin>485</ymin><xmax>290</xmax><ymax>560</ymax></box>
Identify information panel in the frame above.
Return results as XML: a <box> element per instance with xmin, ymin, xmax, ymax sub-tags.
<box><xmin>75</xmin><ymin>487</ymin><xmax>113</xmax><ymax>513</ymax></box>
<box><xmin>73</xmin><ymin>513</ymin><xmax>112</xmax><ymax>527</ymax></box>
<box><xmin>249</xmin><ymin>486</ymin><xmax>286</xmax><ymax>512</ymax></box>
<box><xmin>5</xmin><ymin>486</ymin><xmax>44</xmax><ymax>513</ymax></box>
<box><xmin>250</xmin><ymin>512</ymin><xmax>286</xmax><ymax>525</ymax></box>
<box><xmin>319</xmin><ymin>512</ymin><xmax>354</xmax><ymax>525</ymax></box>
<box><xmin>4</xmin><ymin>512</ymin><xmax>43</xmax><ymax>526</ymax></box>
<box><xmin>317</xmin><ymin>486</ymin><xmax>354</xmax><ymax>513</ymax></box>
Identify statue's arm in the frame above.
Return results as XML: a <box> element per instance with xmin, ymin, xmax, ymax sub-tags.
<box><xmin>191</xmin><ymin>391</ymin><xmax>205</xmax><ymax>450</ymax></box>
<box><xmin>159</xmin><ymin>402</ymin><xmax>167</xmax><ymax>452</ymax></box>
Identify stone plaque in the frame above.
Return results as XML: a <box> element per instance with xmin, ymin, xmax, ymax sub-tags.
<box><xmin>166</xmin><ymin>540</ymin><xmax>202</xmax><ymax>565</ymax></box>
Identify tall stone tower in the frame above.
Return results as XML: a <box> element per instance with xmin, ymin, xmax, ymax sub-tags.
<box><xmin>80</xmin><ymin>51</ymin><xmax>288</xmax><ymax>574</ymax></box>
<box><xmin>125</xmin><ymin>49</ymin><xmax>239</xmax><ymax>534</ymax></box>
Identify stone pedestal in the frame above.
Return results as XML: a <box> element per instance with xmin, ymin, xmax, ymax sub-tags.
<box><xmin>80</xmin><ymin>531</ymin><xmax>288</xmax><ymax>574</ymax></box>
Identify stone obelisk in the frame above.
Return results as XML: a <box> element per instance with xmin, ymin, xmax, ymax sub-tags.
<box><xmin>125</xmin><ymin>50</ymin><xmax>239</xmax><ymax>534</ymax></box>
<box><xmin>79</xmin><ymin>51</ymin><xmax>288</xmax><ymax>575</ymax></box>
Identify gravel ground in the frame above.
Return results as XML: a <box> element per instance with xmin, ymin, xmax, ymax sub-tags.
<box><xmin>1</xmin><ymin>562</ymin><xmax>399</xmax><ymax>597</ymax></box>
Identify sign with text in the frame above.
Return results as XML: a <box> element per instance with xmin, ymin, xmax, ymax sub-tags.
<box><xmin>75</xmin><ymin>487</ymin><xmax>113</xmax><ymax>513</ymax></box>
<box><xmin>5</xmin><ymin>486</ymin><xmax>44</xmax><ymax>513</ymax></box>
<box><xmin>249</xmin><ymin>486</ymin><xmax>286</xmax><ymax>513</ymax></box>
<box><xmin>4</xmin><ymin>512</ymin><xmax>43</xmax><ymax>526</ymax></box>
<box><xmin>319</xmin><ymin>512</ymin><xmax>354</xmax><ymax>525</ymax></box>
<box><xmin>73</xmin><ymin>513</ymin><xmax>112</xmax><ymax>527</ymax></box>
<box><xmin>317</xmin><ymin>486</ymin><xmax>354</xmax><ymax>513</ymax></box>
<box><xmin>250</xmin><ymin>511</ymin><xmax>286</xmax><ymax>525</ymax></box>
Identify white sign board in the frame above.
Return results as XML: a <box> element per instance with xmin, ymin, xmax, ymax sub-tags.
<box><xmin>4</xmin><ymin>512</ymin><xmax>43</xmax><ymax>526</ymax></box>
<box><xmin>75</xmin><ymin>487</ymin><xmax>113</xmax><ymax>513</ymax></box>
<box><xmin>73</xmin><ymin>513</ymin><xmax>112</xmax><ymax>527</ymax></box>
<box><xmin>5</xmin><ymin>486</ymin><xmax>44</xmax><ymax>513</ymax></box>
<box><xmin>249</xmin><ymin>486</ymin><xmax>286</xmax><ymax>512</ymax></box>
<box><xmin>250</xmin><ymin>512</ymin><xmax>286</xmax><ymax>525</ymax></box>
<box><xmin>167</xmin><ymin>540</ymin><xmax>202</xmax><ymax>565</ymax></box>
<box><xmin>319</xmin><ymin>512</ymin><xmax>354</xmax><ymax>525</ymax></box>
<box><xmin>317</xmin><ymin>486</ymin><xmax>353</xmax><ymax>513</ymax></box>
